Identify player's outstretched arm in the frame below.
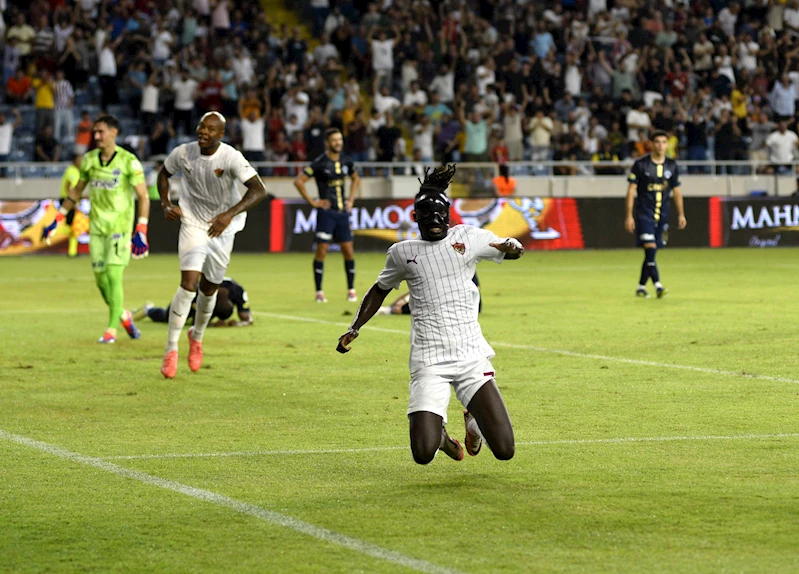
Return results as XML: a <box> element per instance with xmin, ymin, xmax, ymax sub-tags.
<box><xmin>336</xmin><ymin>283</ymin><xmax>392</xmax><ymax>353</ymax></box>
<box><xmin>490</xmin><ymin>238</ymin><xmax>524</xmax><ymax>260</ymax></box>
<box><xmin>208</xmin><ymin>175</ymin><xmax>267</xmax><ymax>238</ymax></box>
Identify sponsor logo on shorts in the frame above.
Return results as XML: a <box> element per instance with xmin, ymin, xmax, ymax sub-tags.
<box><xmin>451</xmin><ymin>242</ymin><xmax>465</xmax><ymax>255</ymax></box>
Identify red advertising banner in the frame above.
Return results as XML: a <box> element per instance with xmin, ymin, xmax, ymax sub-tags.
<box><xmin>275</xmin><ymin>197</ymin><xmax>585</xmax><ymax>252</ymax></box>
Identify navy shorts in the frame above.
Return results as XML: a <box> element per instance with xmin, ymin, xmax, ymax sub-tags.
<box><xmin>316</xmin><ymin>209</ymin><xmax>353</xmax><ymax>243</ymax></box>
<box><xmin>636</xmin><ymin>217</ymin><xmax>669</xmax><ymax>248</ymax></box>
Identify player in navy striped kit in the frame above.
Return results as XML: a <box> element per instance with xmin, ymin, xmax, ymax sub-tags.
<box><xmin>624</xmin><ymin>130</ymin><xmax>687</xmax><ymax>298</ymax></box>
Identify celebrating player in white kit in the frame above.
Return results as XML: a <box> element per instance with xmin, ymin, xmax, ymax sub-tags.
<box><xmin>157</xmin><ymin>112</ymin><xmax>267</xmax><ymax>379</ymax></box>
<box><xmin>337</xmin><ymin>165</ymin><xmax>523</xmax><ymax>464</ymax></box>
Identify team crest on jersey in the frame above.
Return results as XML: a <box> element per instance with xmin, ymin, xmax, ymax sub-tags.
<box><xmin>214</xmin><ymin>169</ymin><xmax>224</xmax><ymax>177</ymax></box>
<box><xmin>342</xmin><ymin>166</ymin><xmax>349</xmax><ymax>174</ymax></box>
<box><xmin>112</xmin><ymin>169</ymin><xmax>121</xmax><ymax>176</ymax></box>
<box><xmin>451</xmin><ymin>242</ymin><xmax>465</xmax><ymax>255</ymax></box>
<box><xmin>664</xmin><ymin>170</ymin><xmax>672</xmax><ymax>179</ymax></box>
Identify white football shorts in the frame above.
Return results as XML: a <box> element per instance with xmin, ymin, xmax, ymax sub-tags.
<box><xmin>178</xmin><ymin>224</ymin><xmax>236</xmax><ymax>285</ymax></box>
<box><xmin>407</xmin><ymin>357</ymin><xmax>495</xmax><ymax>424</ymax></box>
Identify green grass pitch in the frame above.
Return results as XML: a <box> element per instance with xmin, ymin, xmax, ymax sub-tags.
<box><xmin>1</xmin><ymin>248</ymin><xmax>798</xmax><ymax>573</ymax></box>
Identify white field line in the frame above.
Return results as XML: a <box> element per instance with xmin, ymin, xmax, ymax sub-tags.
<box><xmin>253</xmin><ymin>312</ymin><xmax>799</xmax><ymax>385</ymax></box>
<box><xmin>1</xmin><ymin>260</ymin><xmax>789</xmax><ymax>284</ymax></box>
<box><xmin>104</xmin><ymin>433</ymin><xmax>799</xmax><ymax>461</ymax></box>
<box><xmin>0</xmin><ymin>429</ymin><xmax>464</xmax><ymax>574</ymax></box>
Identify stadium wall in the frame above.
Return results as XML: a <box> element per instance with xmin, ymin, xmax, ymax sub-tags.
<box><xmin>4</xmin><ymin>197</ymin><xmax>798</xmax><ymax>256</ymax></box>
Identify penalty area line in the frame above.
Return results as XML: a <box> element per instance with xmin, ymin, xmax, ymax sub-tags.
<box><xmin>104</xmin><ymin>433</ymin><xmax>799</xmax><ymax>461</ymax></box>
<box><xmin>0</xmin><ymin>429</ymin><xmax>464</xmax><ymax>574</ymax></box>
<box><xmin>253</xmin><ymin>312</ymin><xmax>799</xmax><ymax>385</ymax></box>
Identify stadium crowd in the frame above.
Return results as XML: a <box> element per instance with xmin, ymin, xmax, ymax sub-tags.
<box><xmin>1</xmin><ymin>0</ymin><xmax>799</xmax><ymax>176</ymax></box>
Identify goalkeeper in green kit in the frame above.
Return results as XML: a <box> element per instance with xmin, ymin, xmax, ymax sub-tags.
<box><xmin>42</xmin><ymin>115</ymin><xmax>151</xmax><ymax>343</ymax></box>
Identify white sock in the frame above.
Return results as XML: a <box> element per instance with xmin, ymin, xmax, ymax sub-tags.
<box><xmin>166</xmin><ymin>287</ymin><xmax>195</xmax><ymax>352</ymax></box>
<box><xmin>638</xmin><ymin>284</ymin><xmax>646</xmax><ymax>290</ymax></box>
<box><xmin>376</xmin><ymin>306</ymin><xmax>391</xmax><ymax>315</ymax></box>
<box><xmin>655</xmin><ymin>282</ymin><xmax>663</xmax><ymax>289</ymax></box>
<box><xmin>191</xmin><ymin>290</ymin><xmax>217</xmax><ymax>342</ymax></box>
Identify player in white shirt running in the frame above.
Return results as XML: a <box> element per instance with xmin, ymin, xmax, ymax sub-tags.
<box><xmin>337</xmin><ymin>165</ymin><xmax>523</xmax><ymax>464</ymax></box>
<box><xmin>157</xmin><ymin>112</ymin><xmax>267</xmax><ymax>379</ymax></box>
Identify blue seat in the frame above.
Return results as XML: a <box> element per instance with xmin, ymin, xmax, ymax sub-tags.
<box><xmin>75</xmin><ymin>89</ymin><xmax>90</xmax><ymax>107</ymax></box>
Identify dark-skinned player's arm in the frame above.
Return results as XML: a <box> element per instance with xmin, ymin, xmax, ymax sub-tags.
<box><xmin>336</xmin><ymin>282</ymin><xmax>393</xmax><ymax>353</ymax></box>
<box><xmin>42</xmin><ymin>179</ymin><xmax>88</xmax><ymax>244</ymax></box>
<box><xmin>338</xmin><ymin>246</ymin><xmax>407</xmax><ymax>353</ymax></box>
<box><xmin>208</xmin><ymin>174</ymin><xmax>267</xmax><ymax>238</ymax></box>
<box><xmin>158</xmin><ymin>165</ymin><xmax>183</xmax><ymax>221</ymax></box>
<box><xmin>211</xmin><ymin>310</ymin><xmax>253</xmax><ymax>328</ymax></box>
<box><xmin>293</xmin><ymin>170</ymin><xmax>331</xmax><ymax>209</ymax></box>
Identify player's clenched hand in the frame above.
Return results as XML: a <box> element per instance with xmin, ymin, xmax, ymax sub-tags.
<box><xmin>163</xmin><ymin>204</ymin><xmax>183</xmax><ymax>221</ymax></box>
<box><xmin>336</xmin><ymin>328</ymin><xmax>359</xmax><ymax>354</ymax></box>
<box><xmin>489</xmin><ymin>238</ymin><xmax>524</xmax><ymax>256</ymax></box>
<box><xmin>131</xmin><ymin>223</ymin><xmax>149</xmax><ymax>259</ymax></box>
<box><xmin>624</xmin><ymin>216</ymin><xmax>636</xmax><ymax>234</ymax></box>
<box><xmin>208</xmin><ymin>212</ymin><xmax>233</xmax><ymax>237</ymax></box>
<box><xmin>313</xmin><ymin>199</ymin><xmax>332</xmax><ymax>210</ymax></box>
<box><xmin>677</xmin><ymin>215</ymin><xmax>687</xmax><ymax>229</ymax></box>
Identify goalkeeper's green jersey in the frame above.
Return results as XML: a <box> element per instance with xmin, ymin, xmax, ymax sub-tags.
<box><xmin>79</xmin><ymin>146</ymin><xmax>145</xmax><ymax>236</ymax></box>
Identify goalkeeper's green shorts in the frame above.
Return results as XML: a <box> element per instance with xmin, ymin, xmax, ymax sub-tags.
<box><xmin>90</xmin><ymin>232</ymin><xmax>131</xmax><ymax>271</ymax></box>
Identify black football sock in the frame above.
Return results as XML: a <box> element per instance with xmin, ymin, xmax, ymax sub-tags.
<box><xmin>314</xmin><ymin>259</ymin><xmax>324</xmax><ymax>291</ymax></box>
<box><xmin>639</xmin><ymin>256</ymin><xmax>649</xmax><ymax>287</ymax></box>
<box><xmin>645</xmin><ymin>247</ymin><xmax>659</xmax><ymax>284</ymax></box>
<box><xmin>345</xmin><ymin>259</ymin><xmax>355</xmax><ymax>290</ymax></box>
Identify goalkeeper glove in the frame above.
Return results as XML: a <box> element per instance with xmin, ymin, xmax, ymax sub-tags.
<box><xmin>42</xmin><ymin>207</ymin><xmax>68</xmax><ymax>245</ymax></box>
<box><xmin>131</xmin><ymin>220</ymin><xmax>149</xmax><ymax>259</ymax></box>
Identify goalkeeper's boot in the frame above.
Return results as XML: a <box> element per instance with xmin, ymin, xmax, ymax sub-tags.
<box><xmin>120</xmin><ymin>310</ymin><xmax>141</xmax><ymax>339</ymax></box>
<box><xmin>187</xmin><ymin>327</ymin><xmax>203</xmax><ymax>372</ymax></box>
<box><xmin>161</xmin><ymin>351</ymin><xmax>178</xmax><ymax>379</ymax></box>
<box><xmin>463</xmin><ymin>409</ymin><xmax>483</xmax><ymax>457</ymax></box>
<box><xmin>97</xmin><ymin>329</ymin><xmax>116</xmax><ymax>344</ymax></box>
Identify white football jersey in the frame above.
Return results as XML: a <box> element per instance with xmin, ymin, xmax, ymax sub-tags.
<box><xmin>377</xmin><ymin>225</ymin><xmax>507</xmax><ymax>372</ymax></box>
<box><xmin>164</xmin><ymin>141</ymin><xmax>259</xmax><ymax>235</ymax></box>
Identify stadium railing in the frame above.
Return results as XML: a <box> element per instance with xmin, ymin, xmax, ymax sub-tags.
<box><xmin>0</xmin><ymin>160</ymin><xmax>795</xmax><ymax>178</ymax></box>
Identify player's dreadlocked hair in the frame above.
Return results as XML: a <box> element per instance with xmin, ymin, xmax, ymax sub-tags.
<box><xmin>416</xmin><ymin>164</ymin><xmax>457</xmax><ymax>199</ymax></box>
